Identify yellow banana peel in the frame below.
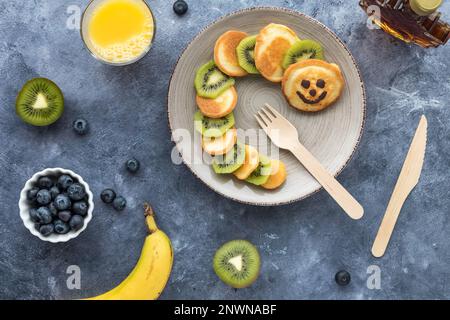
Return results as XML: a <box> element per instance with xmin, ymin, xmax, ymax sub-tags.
<box><xmin>85</xmin><ymin>203</ymin><xmax>173</xmax><ymax>300</ymax></box>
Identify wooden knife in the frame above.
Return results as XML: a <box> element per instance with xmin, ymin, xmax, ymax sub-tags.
<box><xmin>371</xmin><ymin>115</ymin><xmax>428</xmax><ymax>258</ymax></box>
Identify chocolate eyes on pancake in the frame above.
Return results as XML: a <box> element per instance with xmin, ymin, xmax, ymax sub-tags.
<box><xmin>301</xmin><ymin>79</ymin><xmax>325</xmax><ymax>89</ymax></box>
<box><xmin>316</xmin><ymin>79</ymin><xmax>325</xmax><ymax>88</ymax></box>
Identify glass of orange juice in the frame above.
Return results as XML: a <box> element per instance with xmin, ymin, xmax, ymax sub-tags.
<box><xmin>81</xmin><ymin>0</ymin><xmax>155</xmax><ymax>66</ymax></box>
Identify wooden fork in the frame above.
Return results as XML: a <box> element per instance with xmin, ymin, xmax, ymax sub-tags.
<box><xmin>255</xmin><ymin>103</ymin><xmax>363</xmax><ymax>220</ymax></box>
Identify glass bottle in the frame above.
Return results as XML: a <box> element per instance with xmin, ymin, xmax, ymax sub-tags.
<box><xmin>359</xmin><ymin>0</ymin><xmax>450</xmax><ymax>48</ymax></box>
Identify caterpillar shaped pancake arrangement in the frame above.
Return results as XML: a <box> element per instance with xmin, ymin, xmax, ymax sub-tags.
<box><xmin>193</xmin><ymin>23</ymin><xmax>345</xmax><ymax>189</ymax></box>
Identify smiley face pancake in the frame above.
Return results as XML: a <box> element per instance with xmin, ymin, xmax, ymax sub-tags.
<box><xmin>255</xmin><ymin>23</ymin><xmax>298</xmax><ymax>82</ymax></box>
<box><xmin>282</xmin><ymin>59</ymin><xmax>344</xmax><ymax>112</ymax></box>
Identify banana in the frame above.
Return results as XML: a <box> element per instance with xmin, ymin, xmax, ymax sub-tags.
<box><xmin>85</xmin><ymin>203</ymin><xmax>173</xmax><ymax>300</ymax></box>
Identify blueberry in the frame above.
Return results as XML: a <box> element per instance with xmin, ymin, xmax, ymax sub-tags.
<box><xmin>36</xmin><ymin>189</ymin><xmax>52</xmax><ymax>205</ymax></box>
<box><xmin>126</xmin><ymin>158</ymin><xmax>140</xmax><ymax>173</ymax></box>
<box><xmin>54</xmin><ymin>219</ymin><xmax>70</xmax><ymax>234</ymax></box>
<box><xmin>49</xmin><ymin>186</ymin><xmax>60</xmax><ymax>199</ymax></box>
<box><xmin>36</xmin><ymin>207</ymin><xmax>53</xmax><ymax>224</ymax></box>
<box><xmin>73</xmin><ymin>118</ymin><xmax>89</xmax><ymax>135</ymax></box>
<box><xmin>72</xmin><ymin>201</ymin><xmax>88</xmax><ymax>216</ymax></box>
<box><xmin>67</xmin><ymin>183</ymin><xmax>86</xmax><ymax>201</ymax></box>
<box><xmin>100</xmin><ymin>189</ymin><xmax>116</xmax><ymax>203</ymax></box>
<box><xmin>27</xmin><ymin>187</ymin><xmax>40</xmax><ymax>203</ymax></box>
<box><xmin>57</xmin><ymin>174</ymin><xmax>74</xmax><ymax>190</ymax></box>
<box><xmin>38</xmin><ymin>176</ymin><xmax>53</xmax><ymax>189</ymax></box>
<box><xmin>29</xmin><ymin>208</ymin><xmax>40</xmax><ymax>223</ymax></box>
<box><xmin>39</xmin><ymin>224</ymin><xmax>54</xmax><ymax>237</ymax></box>
<box><xmin>69</xmin><ymin>215</ymin><xmax>84</xmax><ymax>231</ymax></box>
<box><xmin>48</xmin><ymin>202</ymin><xmax>58</xmax><ymax>217</ymax></box>
<box><xmin>54</xmin><ymin>194</ymin><xmax>71</xmax><ymax>211</ymax></box>
<box><xmin>112</xmin><ymin>196</ymin><xmax>127</xmax><ymax>211</ymax></box>
<box><xmin>335</xmin><ymin>270</ymin><xmax>351</xmax><ymax>286</ymax></box>
<box><xmin>58</xmin><ymin>210</ymin><xmax>72</xmax><ymax>222</ymax></box>
<box><xmin>173</xmin><ymin>0</ymin><xmax>188</xmax><ymax>15</ymax></box>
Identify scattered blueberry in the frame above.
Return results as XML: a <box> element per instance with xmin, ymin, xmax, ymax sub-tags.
<box><xmin>67</xmin><ymin>183</ymin><xmax>86</xmax><ymax>201</ymax></box>
<box><xmin>39</xmin><ymin>224</ymin><xmax>54</xmax><ymax>237</ymax></box>
<box><xmin>112</xmin><ymin>196</ymin><xmax>127</xmax><ymax>211</ymax></box>
<box><xmin>29</xmin><ymin>208</ymin><xmax>40</xmax><ymax>223</ymax></box>
<box><xmin>73</xmin><ymin>118</ymin><xmax>89</xmax><ymax>135</ymax></box>
<box><xmin>54</xmin><ymin>194</ymin><xmax>71</xmax><ymax>211</ymax></box>
<box><xmin>48</xmin><ymin>202</ymin><xmax>58</xmax><ymax>217</ymax></box>
<box><xmin>335</xmin><ymin>270</ymin><xmax>351</xmax><ymax>286</ymax></box>
<box><xmin>36</xmin><ymin>207</ymin><xmax>53</xmax><ymax>224</ymax></box>
<box><xmin>49</xmin><ymin>186</ymin><xmax>60</xmax><ymax>199</ymax></box>
<box><xmin>126</xmin><ymin>158</ymin><xmax>140</xmax><ymax>173</ymax></box>
<box><xmin>54</xmin><ymin>219</ymin><xmax>70</xmax><ymax>234</ymax></box>
<box><xmin>58</xmin><ymin>210</ymin><xmax>72</xmax><ymax>222</ymax></box>
<box><xmin>101</xmin><ymin>189</ymin><xmax>116</xmax><ymax>204</ymax></box>
<box><xmin>27</xmin><ymin>187</ymin><xmax>40</xmax><ymax>203</ymax></box>
<box><xmin>173</xmin><ymin>0</ymin><xmax>188</xmax><ymax>15</ymax></box>
<box><xmin>57</xmin><ymin>174</ymin><xmax>73</xmax><ymax>190</ymax></box>
<box><xmin>36</xmin><ymin>189</ymin><xmax>52</xmax><ymax>205</ymax></box>
<box><xmin>69</xmin><ymin>215</ymin><xmax>84</xmax><ymax>231</ymax></box>
<box><xmin>38</xmin><ymin>176</ymin><xmax>53</xmax><ymax>189</ymax></box>
<box><xmin>72</xmin><ymin>201</ymin><xmax>88</xmax><ymax>216</ymax></box>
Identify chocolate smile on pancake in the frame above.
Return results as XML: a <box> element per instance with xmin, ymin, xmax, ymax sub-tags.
<box><xmin>282</xmin><ymin>59</ymin><xmax>344</xmax><ymax>112</ymax></box>
<box><xmin>296</xmin><ymin>78</ymin><xmax>328</xmax><ymax>104</ymax></box>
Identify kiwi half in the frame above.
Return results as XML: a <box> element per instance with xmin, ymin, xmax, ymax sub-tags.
<box><xmin>213</xmin><ymin>240</ymin><xmax>260</xmax><ymax>288</ymax></box>
<box><xmin>212</xmin><ymin>141</ymin><xmax>245</xmax><ymax>174</ymax></box>
<box><xmin>282</xmin><ymin>39</ymin><xmax>324</xmax><ymax>69</ymax></box>
<box><xmin>245</xmin><ymin>154</ymin><xmax>272</xmax><ymax>185</ymax></box>
<box><xmin>195</xmin><ymin>60</ymin><xmax>235</xmax><ymax>99</ymax></box>
<box><xmin>194</xmin><ymin>110</ymin><xmax>235</xmax><ymax>138</ymax></box>
<box><xmin>236</xmin><ymin>35</ymin><xmax>259</xmax><ymax>74</ymax></box>
<box><xmin>16</xmin><ymin>78</ymin><xmax>64</xmax><ymax>126</ymax></box>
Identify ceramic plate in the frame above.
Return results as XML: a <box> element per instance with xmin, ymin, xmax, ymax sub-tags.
<box><xmin>168</xmin><ymin>7</ymin><xmax>366</xmax><ymax>206</ymax></box>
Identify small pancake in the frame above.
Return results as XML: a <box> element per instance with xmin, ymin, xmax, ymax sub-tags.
<box><xmin>196</xmin><ymin>87</ymin><xmax>238</xmax><ymax>118</ymax></box>
<box><xmin>202</xmin><ymin>128</ymin><xmax>237</xmax><ymax>156</ymax></box>
<box><xmin>214</xmin><ymin>30</ymin><xmax>248</xmax><ymax>77</ymax></box>
<box><xmin>255</xmin><ymin>23</ymin><xmax>298</xmax><ymax>82</ymax></box>
<box><xmin>282</xmin><ymin>59</ymin><xmax>344</xmax><ymax>112</ymax></box>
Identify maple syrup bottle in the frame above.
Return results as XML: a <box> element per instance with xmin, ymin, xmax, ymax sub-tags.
<box><xmin>360</xmin><ymin>0</ymin><xmax>450</xmax><ymax>47</ymax></box>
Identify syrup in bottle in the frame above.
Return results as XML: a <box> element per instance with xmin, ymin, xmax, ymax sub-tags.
<box><xmin>359</xmin><ymin>0</ymin><xmax>450</xmax><ymax>47</ymax></box>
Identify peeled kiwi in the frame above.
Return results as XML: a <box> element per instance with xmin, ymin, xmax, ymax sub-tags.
<box><xmin>282</xmin><ymin>39</ymin><xmax>324</xmax><ymax>69</ymax></box>
<box><xmin>195</xmin><ymin>60</ymin><xmax>235</xmax><ymax>99</ymax></box>
<box><xmin>16</xmin><ymin>78</ymin><xmax>64</xmax><ymax>126</ymax></box>
<box><xmin>245</xmin><ymin>155</ymin><xmax>272</xmax><ymax>185</ymax></box>
<box><xmin>236</xmin><ymin>35</ymin><xmax>259</xmax><ymax>74</ymax></box>
<box><xmin>194</xmin><ymin>110</ymin><xmax>235</xmax><ymax>138</ymax></box>
<box><xmin>212</xmin><ymin>141</ymin><xmax>245</xmax><ymax>174</ymax></box>
<box><xmin>213</xmin><ymin>240</ymin><xmax>260</xmax><ymax>288</ymax></box>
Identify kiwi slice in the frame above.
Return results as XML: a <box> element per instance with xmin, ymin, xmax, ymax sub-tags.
<box><xmin>282</xmin><ymin>39</ymin><xmax>324</xmax><ymax>69</ymax></box>
<box><xmin>236</xmin><ymin>35</ymin><xmax>259</xmax><ymax>74</ymax></box>
<box><xmin>194</xmin><ymin>60</ymin><xmax>235</xmax><ymax>99</ymax></box>
<box><xmin>194</xmin><ymin>110</ymin><xmax>235</xmax><ymax>138</ymax></box>
<box><xmin>245</xmin><ymin>154</ymin><xmax>272</xmax><ymax>185</ymax></box>
<box><xmin>16</xmin><ymin>78</ymin><xmax>64</xmax><ymax>126</ymax></box>
<box><xmin>213</xmin><ymin>240</ymin><xmax>260</xmax><ymax>288</ymax></box>
<box><xmin>212</xmin><ymin>141</ymin><xmax>245</xmax><ymax>174</ymax></box>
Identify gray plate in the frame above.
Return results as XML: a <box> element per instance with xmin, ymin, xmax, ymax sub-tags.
<box><xmin>168</xmin><ymin>7</ymin><xmax>366</xmax><ymax>206</ymax></box>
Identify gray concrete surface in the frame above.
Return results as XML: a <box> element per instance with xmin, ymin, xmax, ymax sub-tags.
<box><xmin>0</xmin><ymin>0</ymin><xmax>449</xmax><ymax>300</ymax></box>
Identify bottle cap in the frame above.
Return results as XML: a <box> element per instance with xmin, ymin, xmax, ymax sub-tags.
<box><xmin>410</xmin><ymin>0</ymin><xmax>442</xmax><ymax>16</ymax></box>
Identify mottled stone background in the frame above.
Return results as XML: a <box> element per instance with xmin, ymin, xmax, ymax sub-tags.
<box><xmin>0</xmin><ymin>0</ymin><xmax>449</xmax><ymax>300</ymax></box>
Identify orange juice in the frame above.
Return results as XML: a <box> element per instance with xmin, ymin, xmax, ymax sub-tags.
<box><xmin>82</xmin><ymin>0</ymin><xmax>154</xmax><ymax>64</ymax></box>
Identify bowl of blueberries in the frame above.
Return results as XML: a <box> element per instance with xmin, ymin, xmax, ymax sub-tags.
<box><xmin>19</xmin><ymin>168</ymin><xmax>94</xmax><ymax>243</ymax></box>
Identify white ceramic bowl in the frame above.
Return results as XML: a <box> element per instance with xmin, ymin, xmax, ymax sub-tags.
<box><xmin>19</xmin><ymin>168</ymin><xmax>94</xmax><ymax>243</ymax></box>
